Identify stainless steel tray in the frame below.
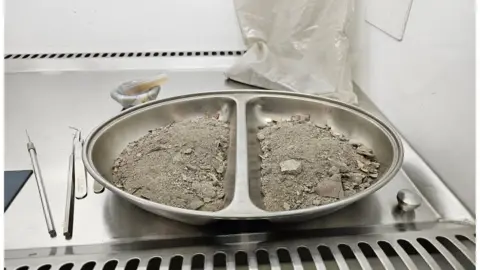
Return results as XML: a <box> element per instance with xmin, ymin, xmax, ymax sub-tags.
<box><xmin>83</xmin><ymin>90</ymin><xmax>403</xmax><ymax>224</ymax></box>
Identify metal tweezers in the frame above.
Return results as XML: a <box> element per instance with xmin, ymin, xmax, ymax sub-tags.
<box><xmin>63</xmin><ymin>131</ymin><xmax>77</xmax><ymax>238</ymax></box>
<box><xmin>72</xmin><ymin>130</ymin><xmax>88</xmax><ymax>199</ymax></box>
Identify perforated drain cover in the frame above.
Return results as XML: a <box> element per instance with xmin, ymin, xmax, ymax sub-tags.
<box><xmin>6</xmin><ymin>225</ymin><xmax>475</xmax><ymax>270</ymax></box>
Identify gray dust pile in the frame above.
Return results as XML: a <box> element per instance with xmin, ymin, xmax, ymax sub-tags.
<box><xmin>112</xmin><ymin>116</ymin><xmax>229</xmax><ymax>212</ymax></box>
<box><xmin>258</xmin><ymin>115</ymin><xmax>381</xmax><ymax>211</ymax></box>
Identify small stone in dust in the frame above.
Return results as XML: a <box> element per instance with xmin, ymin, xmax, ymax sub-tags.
<box><xmin>356</xmin><ymin>145</ymin><xmax>375</xmax><ymax>158</ymax></box>
<box><xmin>188</xmin><ymin>199</ymin><xmax>204</xmax><ymax>210</ymax></box>
<box><xmin>350</xmin><ymin>172</ymin><xmax>365</xmax><ymax>184</ymax></box>
<box><xmin>315</xmin><ymin>180</ymin><xmax>344</xmax><ymax>199</ymax></box>
<box><xmin>280</xmin><ymin>159</ymin><xmax>302</xmax><ymax>175</ymax></box>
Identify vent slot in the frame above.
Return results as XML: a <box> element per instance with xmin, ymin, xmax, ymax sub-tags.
<box><xmin>317</xmin><ymin>245</ymin><xmax>340</xmax><ymax>270</ymax></box>
<box><xmin>147</xmin><ymin>257</ymin><xmax>162</xmax><ymax>270</ymax></box>
<box><xmin>169</xmin><ymin>256</ymin><xmax>183</xmax><ymax>270</ymax></box>
<box><xmin>103</xmin><ymin>260</ymin><xmax>118</xmax><ymax>270</ymax></box>
<box><xmin>378</xmin><ymin>241</ymin><xmax>408</xmax><ymax>270</ymax></box>
<box><xmin>235</xmin><ymin>252</ymin><xmax>248</xmax><ymax>268</ymax></box>
<box><xmin>124</xmin><ymin>258</ymin><xmax>140</xmax><ymax>270</ymax></box>
<box><xmin>338</xmin><ymin>244</ymin><xmax>362</xmax><ymax>270</ymax></box>
<box><xmin>191</xmin><ymin>254</ymin><xmax>205</xmax><ymax>270</ymax></box>
<box><xmin>397</xmin><ymin>239</ymin><xmax>430</xmax><ymax>270</ymax></box>
<box><xmin>456</xmin><ymin>235</ymin><xmax>476</xmax><ymax>252</ymax></box>
<box><xmin>417</xmin><ymin>238</ymin><xmax>454</xmax><ymax>270</ymax></box>
<box><xmin>436</xmin><ymin>236</ymin><xmax>475</xmax><ymax>269</ymax></box>
<box><xmin>5</xmin><ymin>51</ymin><xmax>246</xmax><ymax>60</ymax></box>
<box><xmin>277</xmin><ymin>248</ymin><xmax>293</xmax><ymax>270</ymax></box>
<box><xmin>296</xmin><ymin>246</ymin><xmax>315</xmax><ymax>269</ymax></box>
<box><xmin>37</xmin><ymin>265</ymin><xmax>51</xmax><ymax>270</ymax></box>
<box><xmin>256</xmin><ymin>249</ymin><xmax>271</xmax><ymax>270</ymax></box>
<box><xmin>58</xmin><ymin>264</ymin><xmax>73</xmax><ymax>270</ymax></box>
<box><xmin>358</xmin><ymin>242</ymin><xmax>384</xmax><ymax>270</ymax></box>
<box><xmin>80</xmin><ymin>262</ymin><xmax>96</xmax><ymax>270</ymax></box>
<box><xmin>213</xmin><ymin>253</ymin><xmax>227</xmax><ymax>270</ymax></box>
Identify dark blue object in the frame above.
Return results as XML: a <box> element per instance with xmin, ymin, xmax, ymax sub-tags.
<box><xmin>4</xmin><ymin>170</ymin><xmax>33</xmax><ymax>211</ymax></box>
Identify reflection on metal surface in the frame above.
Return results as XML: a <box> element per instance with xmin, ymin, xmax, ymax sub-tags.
<box><xmin>4</xmin><ymin>68</ymin><xmax>475</xmax><ymax>269</ymax></box>
<box><xmin>397</xmin><ymin>189</ymin><xmax>422</xmax><ymax>212</ymax></box>
<box><xmin>92</xmin><ymin>178</ymin><xmax>105</xmax><ymax>194</ymax></box>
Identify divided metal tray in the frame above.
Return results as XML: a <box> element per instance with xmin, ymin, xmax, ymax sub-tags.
<box><xmin>5</xmin><ymin>68</ymin><xmax>474</xmax><ymax>269</ymax></box>
<box><xmin>83</xmin><ymin>90</ymin><xmax>403</xmax><ymax>224</ymax></box>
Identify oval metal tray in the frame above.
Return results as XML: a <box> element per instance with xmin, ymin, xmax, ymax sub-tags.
<box><xmin>83</xmin><ymin>90</ymin><xmax>404</xmax><ymax>224</ymax></box>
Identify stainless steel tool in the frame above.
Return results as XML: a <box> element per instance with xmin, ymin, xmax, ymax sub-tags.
<box><xmin>70</xmin><ymin>129</ymin><xmax>88</xmax><ymax>199</ymax></box>
<box><xmin>63</xmin><ymin>132</ymin><xmax>76</xmax><ymax>238</ymax></box>
<box><xmin>83</xmin><ymin>90</ymin><xmax>404</xmax><ymax>224</ymax></box>
<box><xmin>25</xmin><ymin>130</ymin><xmax>57</xmax><ymax>237</ymax></box>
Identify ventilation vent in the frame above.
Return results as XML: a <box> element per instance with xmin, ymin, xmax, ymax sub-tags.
<box><xmin>4</xmin><ymin>51</ymin><xmax>246</xmax><ymax>60</ymax></box>
<box><xmin>7</xmin><ymin>231</ymin><xmax>476</xmax><ymax>270</ymax></box>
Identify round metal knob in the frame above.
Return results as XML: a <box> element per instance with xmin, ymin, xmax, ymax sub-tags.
<box><xmin>396</xmin><ymin>189</ymin><xmax>421</xmax><ymax>212</ymax></box>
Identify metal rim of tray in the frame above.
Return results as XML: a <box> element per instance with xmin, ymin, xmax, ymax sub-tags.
<box><xmin>83</xmin><ymin>90</ymin><xmax>404</xmax><ymax>221</ymax></box>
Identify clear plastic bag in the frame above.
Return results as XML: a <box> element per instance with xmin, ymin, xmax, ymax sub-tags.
<box><xmin>226</xmin><ymin>0</ymin><xmax>357</xmax><ymax>104</ymax></box>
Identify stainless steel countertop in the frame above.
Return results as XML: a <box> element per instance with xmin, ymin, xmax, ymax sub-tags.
<box><xmin>5</xmin><ymin>67</ymin><xmax>474</xmax><ymax>254</ymax></box>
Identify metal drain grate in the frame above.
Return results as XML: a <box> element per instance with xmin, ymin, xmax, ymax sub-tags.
<box><xmin>5</xmin><ymin>227</ymin><xmax>476</xmax><ymax>270</ymax></box>
<box><xmin>4</xmin><ymin>50</ymin><xmax>246</xmax><ymax>60</ymax></box>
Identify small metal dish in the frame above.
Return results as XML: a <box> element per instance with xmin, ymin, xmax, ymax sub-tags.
<box><xmin>110</xmin><ymin>75</ymin><xmax>166</xmax><ymax>108</ymax></box>
<box><xmin>83</xmin><ymin>90</ymin><xmax>404</xmax><ymax>224</ymax></box>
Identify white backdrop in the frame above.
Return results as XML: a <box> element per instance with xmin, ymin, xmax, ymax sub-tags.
<box><xmin>351</xmin><ymin>0</ymin><xmax>475</xmax><ymax>212</ymax></box>
<box><xmin>5</xmin><ymin>0</ymin><xmax>475</xmax><ymax>212</ymax></box>
<box><xmin>5</xmin><ymin>0</ymin><xmax>246</xmax><ymax>54</ymax></box>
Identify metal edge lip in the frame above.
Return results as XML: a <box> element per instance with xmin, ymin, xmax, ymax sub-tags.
<box><xmin>82</xmin><ymin>94</ymin><xmax>240</xmax><ymax>220</ymax></box>
<box><xmin>240</xmin><ymin>92</ymin><xmax>405</xmax><ymax>217</ymax></box>
<box><xmin>82</xmin><ymin>90</ymin><xmax>404</xmax><ymax>220</ymax></box>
